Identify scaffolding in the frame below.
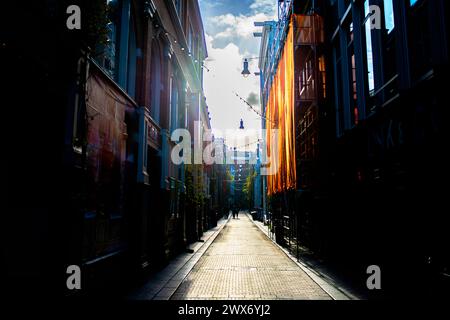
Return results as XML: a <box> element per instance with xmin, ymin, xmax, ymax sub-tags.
<box><xmin>264</xmin><ymin>13</ymin><xmax>327</xmax><ymax>259</ymax></box>
<box><xmin>261</xmin><ymin>0</ymin><xmax>294</xmax><ymax>109</ymax></box>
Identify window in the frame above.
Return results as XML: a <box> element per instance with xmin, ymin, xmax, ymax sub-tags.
<box><xmin>383</xmin><ymin>0</ymin><xmax>395</xmax><ymax>34</ymax></box>
<box><xmin>346</xmin><ymin>20</ymin><xmax>358</xmax><ymax>126</ymax></box>
<box><xmin>364</xmin><ymin>0</ymin><xmax>375</xmax><ymax>94</ymax></box>
<box><xmin>299</xmin><ymin>56</ymin><xmax>315</xmax><ymax>101</ymax></box>
<box><xmin>333</xmin><ymin>41</ymin><xmax>345</xmax><ymax>137</ymax></box>
<box><xmin>187</xmin><ymin>23</ymin><xmax>194</xmax><ymax>55</ymax></box>
<box><xmin>150</xmin><ymin>43</ymin><xmax>162</xmax><ymax>124</ymax></box>
<box><xmin>127</xmin><ymin>14</ymin><xmax>137</xmax><ymax>98</ymax></box>
<box><xmin>350</xmin><ymin>54</ymin><xmax>358</xmax><ymax>126</ymax></box>
<box><xmin>318</xmin><ymin>55</ymin><xmax>326</xmax><ymax>99</ymax></box>
<box><xmin>170</xmin><ymin>77</ymin><xmax>179</xmax><ymax>132</ymax></box>
<box><xmin>174</xmin><ymin>0</ymin><xmax>183</xmax><ymax>24</ymax></box>
<box><xmin>347</xmin><ymin>22</ymin><xmax>354</xmax><ymax>44</ymax></box>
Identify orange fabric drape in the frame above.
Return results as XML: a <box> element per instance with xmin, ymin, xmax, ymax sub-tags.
<box><xmin>266</xmin><ymin>20</ymin><xmax>297</xmax><ymax>196</ymax></box>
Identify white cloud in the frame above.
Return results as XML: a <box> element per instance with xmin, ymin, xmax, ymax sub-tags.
<box><xmin>204</xmin><ymin>35</ymin><xmax>261</xmax><ymax>144</ymax></box>
<box><xmin>250</xmin><ymin>0</ymin><xmax>278</xmax><ymax>15</ymax></box>
<box><xmin>210</xmin><ymin>12</ymin><xmax>274</xmax><ymax>40</ymax></box>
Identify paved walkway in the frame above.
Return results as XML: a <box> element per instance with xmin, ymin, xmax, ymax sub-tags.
<box><xmin>129</xmin><ymin>217</ymin><xmax>230</xmax><ymax>300</ymax></box>
<box><xmin>171</xmin><ymin>214</ymin><xmax>332</xmax><ymax>300</ymax></box>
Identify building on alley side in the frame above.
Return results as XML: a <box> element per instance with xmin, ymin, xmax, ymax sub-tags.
<box><xmin>4</xmin><ymin>0</ymin><xmax>230</xmax><ymax>296</ymax></box>
<box><xmin>256</xmin><ymin>0</ymin><xmax>450</xmax><ymax>298</ymax></box>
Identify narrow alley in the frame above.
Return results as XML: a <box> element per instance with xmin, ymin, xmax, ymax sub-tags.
<box><xmin>4</xmin><ymin>0</ymin><xmax>450</xmax><ymax>303</ymax></box>
<box><xmin>171</xmin><ymin>215</ymin><xmax>331</xmax><ymax>300</ymax></box>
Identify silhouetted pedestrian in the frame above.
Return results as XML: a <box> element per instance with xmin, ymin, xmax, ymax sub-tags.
<box><xmin>232</xmin><ymin>206</ymin><xmax>238</xmax><ymax>219</ymax></box>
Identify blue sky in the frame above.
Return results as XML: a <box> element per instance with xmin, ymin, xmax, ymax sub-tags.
<box><xmin>198</xmin><ymin>0</ymin><xmax>277</xmax><ymax>144</ymax></box>
<box><xmin>200</xmin><ymin>0</ymin><xmax>259</xmax><ymax>17</ymax></box>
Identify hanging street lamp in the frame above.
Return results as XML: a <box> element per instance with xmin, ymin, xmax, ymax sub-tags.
<box><xmin>241</xmin><ymin>59</ymin><xmax>251</xmax><ymax>78</ymax></box>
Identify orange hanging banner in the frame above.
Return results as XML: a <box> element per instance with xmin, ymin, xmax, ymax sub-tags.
<box><xmin>266</xmin><ymin>19</ymin><xmax>297</xmax><ymax>196</ymax></box>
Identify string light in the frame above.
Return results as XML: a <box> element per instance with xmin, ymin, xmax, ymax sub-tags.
<box><xmin>156</xmin><ymin>24</ymin><xmax>200</xmax><ymax>65</ymax></box>
<box><xmin>223</xmin><ymin>139</ymin><xmax>261</xmax><ymax>151</ymax></box>
<box><xmin>153</xmin><ymin>25</ymin><xmax>273</xmax><ymax>128</ymax></box>
<box><xmin>153</xmin><ymin>23</ymin><xmax>213</xmax><ymax>123</ymax></box>
<box><xmin>233</xmin><ymin>91</ymin><xmax>276</xmax><ymax>124</ymax></box>
<box><xmin>233</xmin><ymin>139</ymin><xmax>262</xmax><ymax>149</ymax></box>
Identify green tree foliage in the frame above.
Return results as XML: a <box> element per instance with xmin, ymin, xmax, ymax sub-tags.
<box><xmin>81</xmin><ymin>0</ymin><xmax>112</xmax><ymax>49</ymax></box>
<box><xmin>243</xmin><ymin>168</ymin><xmax>257</xmax><ymax>209</ymax></box>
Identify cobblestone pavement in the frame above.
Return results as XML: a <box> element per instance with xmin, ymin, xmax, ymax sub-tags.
<box><xmin>171</xmin><ymin>214</ymin><xmax>332</xmax><ymax>300</ymax></box>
